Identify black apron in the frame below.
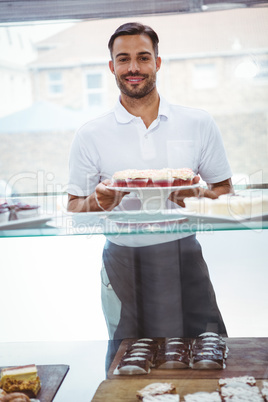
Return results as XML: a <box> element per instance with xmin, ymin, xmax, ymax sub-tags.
<box><xmin>103</xmin><ymin>234</ymin><xmax>227</xmax><ymax>339</ymax></box>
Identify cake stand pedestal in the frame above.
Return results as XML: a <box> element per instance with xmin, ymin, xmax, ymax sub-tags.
<box><xmin>107</xmin><ymin>184</ymin><xmax>199</xmax><ymax>211</ymax></box>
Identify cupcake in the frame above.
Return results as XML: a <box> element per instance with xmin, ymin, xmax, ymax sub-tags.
<box><xmin>126</xmin><ymin>169</ymin><xmax>149</xmax><ymax>187</ymax></box>
<box><xmin>111</xmin><ymin>170</ymin><xmax>131</xmax><ymax>187</ymax></box>
<box><xmin>172</xmin><ymin>168</ymin><xmax>195</xmax><ymax>186</ymax></box>
<box><xmin>151</xmin><ymin>168</ymin><xmax>174</xmax><ymax>187</ymax></box>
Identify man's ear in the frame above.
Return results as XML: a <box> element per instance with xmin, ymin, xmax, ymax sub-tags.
<box><xmin>156</xmin><ymin>56</ymin><xmax>161</xmax><ymax>72</ymax></box>
<box><xmin>109</xmin><ymin>60</ymin><xmax>115</xmax><ymax>74</ymax></box>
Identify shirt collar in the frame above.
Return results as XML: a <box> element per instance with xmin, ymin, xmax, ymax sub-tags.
<box><xmin>114</xmin><ymin>93</ymin><xmax>170</xmax><ymax>124</ymax></box>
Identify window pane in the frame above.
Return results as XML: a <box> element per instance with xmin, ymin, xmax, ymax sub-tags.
<box><xmin>0</xmin><ymin>9</ymin><xmax>267</xmax><ymax>196</ymax></box>
<box><xmin>86</xmin><ymin>73</ymin><xmax>102</xmax><ymax>89</ymax></box>
<box><xmin>87</xmin><ymin>93</ymin><xmax>103</xmax><ymax>106</ymax></box>
<box><xmin>49</xmin><ymin>71</ymin><xmax>62</xmax><ymax>81</ymax></box>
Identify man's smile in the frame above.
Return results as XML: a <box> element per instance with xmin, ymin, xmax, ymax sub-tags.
<box><xmin>126</xmin><ymin>77</ymin><xmax>144</xmax><ymax>83</ymax></box>
<box><xmin>121</xmin><ymin>74</ymin><xmax>149</xmax><ymax>85</ymax></box>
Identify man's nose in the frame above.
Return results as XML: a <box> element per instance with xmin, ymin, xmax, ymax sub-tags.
<box><xmin>128</xmin><ymin>60</ymin><xmax>140</xmax><ymax>73</ymax></box>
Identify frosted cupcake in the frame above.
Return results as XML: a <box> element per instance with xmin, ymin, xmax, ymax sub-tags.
<box><xmin>111</xmin><ymin>170</ymin><xmax>129</xmax><ymax>187</ymax></box>
<box><xmin>151</xmin><ymin>168</ymin><xmax>174</xmax><ymax>187</ymax></box>
<box><xmin>126</xmin><ymin>169</ymin><xmax>149</xmax><ymax>187</ymax></box>
<box><xmin>172</xmin><ymin>168</ymin><xmax>195</xmax><ymax>186</ymax></box>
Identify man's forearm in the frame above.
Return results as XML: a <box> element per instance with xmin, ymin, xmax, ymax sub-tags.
<box><xmin>206</xmin><ymin>178</ymin><xmax>234</xmax><ymax>198</ymax></box>
<box><xmin>67</xmin><ymin>193</ymin><xmax>102</xmax><ymax>213</ymax></box>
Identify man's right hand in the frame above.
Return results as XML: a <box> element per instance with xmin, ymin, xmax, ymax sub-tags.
<box><xmin>67</xmin><ymin>179</ymin><xmax>129</xmax><ymax>212</ymax></box>
<box><xmin>95</xmin><ymin>179</ymin><xmax>129</xmax><ymax>211</ymax></box>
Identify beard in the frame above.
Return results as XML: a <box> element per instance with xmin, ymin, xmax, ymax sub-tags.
<box><xmin>115</xmin><ymin>72</ymin><xmax>157</xmax><ymax>99</ymax></box>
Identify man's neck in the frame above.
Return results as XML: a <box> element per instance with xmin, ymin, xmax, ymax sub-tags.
<box><xmin>120</xmin><ymin>89</ymin><xmax>160</xmax><ymax>129</ymax></box>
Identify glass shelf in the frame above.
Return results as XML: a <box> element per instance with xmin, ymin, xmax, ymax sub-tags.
<box><xmin>1</xmin><ymin>189</ymin><xmax>268</xmax><ymax>238</ymax></box>
<box><xmin>1</xmin><ymin>206</ymin><xmax>268</xmax><ymax>238</ymax></box>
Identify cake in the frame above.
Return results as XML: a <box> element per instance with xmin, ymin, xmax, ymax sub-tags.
<box><xmin>117</xmin><ymin>356</ymin><xmax>151</xmax><ymax>375</ymax></box>
<box><xmin>172</xmin><ymin>168</ymin><xmax>195</xmax><ymax>186</ymax></box>
<box><xmin>143</xmin><ymin>395</ymin><xmax>179</xmax><ymax>401</ymax></box>
<box><xmin>184</xmin><ymin>194</ymin><xmax>268</xmax><ymax>218</ymax></box>
<box><xmin>114</xmin><ymin>335</ymin><xmax>228</xmax><ymax>376</ymax></box>
<box><xmin>0</xmin><ymin>391</ymin><xmax>31</xmax><ymax>401</ymax></box>
<box><xmin>0</xmin><ymin>204</ymin><xmax>9</xmax><ymax>223</ymax></box>
<box><xmin>14</xmin><ymin>203</ymin><xmax>40</xmax><ymax>219</ymax></box>
<box><xmin>0</xmin><ymin>364</ymin><xmax>41</xmax><ymax>398</ymax></box>
<box><xmin>184</xmin><ymin>391</ymin><xmax>221</xmax><ymax>401</ymax></box>
<box><xmin>261</xmin><ymin>381</ymin><xmax>268</xmax><ymax>401</ymax></box>
<box><xmin>218</xmin><ymin>376</ymin><xmax>263</xmax><ymax>401</ymax></box>
<box><xmin>190</xmin><ymin>333</ymin><xmax>228</xmax><ymax>369</ymax></box>
<box><xmin>151</xmin><ymin>169</ymin><xmax>174</xmax><ymax>187</ymax></box>
<box><xmin>155</xmin><ymin>338</ymin><xmax>190</xmax><ymax>369</ymax></box>
<box><xmin>218</xmin><ymin>376</ymin><xmax>256</xmax><ymax>387</ymax></box>
<box><xmin>136</xmin><ymin>383</ymin><xmax>176</xmax><ymax>400</ymax></box>
<box><xmin>111</xmin><ymin>168</ymin><xmax>195</xmax><ymax>188</ymax></box>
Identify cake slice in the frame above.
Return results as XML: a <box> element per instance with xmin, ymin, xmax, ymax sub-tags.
<box><xmin>143</xmin><ymin>395</ymin><xmax>179</xmax><ymax>401</ymax></box>
<box><xmin>184</xmin><ymin>391</ymin><xmax>221</xmax><ymax>401</ymax></box>
<box><xmin>136</xmin><ymin>383</ymin><xmax>176</xmax><ymax>400</ymax></box>
<box><xmin>0</xmin><ymin>364</ymin><xmax>41</xmax><ymax>397</ymax></box>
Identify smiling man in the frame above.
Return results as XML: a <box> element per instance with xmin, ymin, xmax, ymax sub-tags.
<box><xmin>67</xmin><ymin>22</ymin><xmax>233</xmax><ymax>340</ymax></box>
<box><xmin>109</xmin><ymin>34</ymin><xmax>161</xmax><ymax>99</ymax></box>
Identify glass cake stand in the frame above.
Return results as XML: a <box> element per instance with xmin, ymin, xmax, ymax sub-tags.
<box><xmin>107</xmin><ymin>184</ymin><xmax>200</xmax><ymax>211</ymax></box>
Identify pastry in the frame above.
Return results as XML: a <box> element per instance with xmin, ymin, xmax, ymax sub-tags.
<box><xmin>136</xmin><ymin>383</ymin><xmax>176</xmax><ymax>400</ymax></box>
<box><xmin>184</xmin><ymin>391</ymin><xmax>221</xmax><ymax>401</ymax></box>
<box><xmin>111</xmin><ymin>168</ymin><xmax>195</xmax><ymax>188</ymax></box>
<box><xmin>172</xmin><ymin>168</ymin><xmax>195</xmax><ymax>186</ymax></box>
<box><xmin>0</xmin><ymin>365</ymin><xmax>41</xmax><ymax>398</ymax></box>
<box><xmin>218</xmin><ymin>376</ymin><xmax>257</xmax><ymax>387</ymax></box>
<box><xmin>143</xmin><ymin>395</ymin><xmax>179</xmax><ymax>401</ymax></box>
<box><xmin>0</xmin><ymin>392</ymin><xmax>30</xmax><ymax>401</ymax></box>
<box><xmin>0</xmin><ymin>204</ymin><xmax>9</xmax><ymax>223</ymax></box>
<box><xmin>218</xmin><ymin>375</ymin><xmax>263</xmax><ymax>401</ymax></box>
<box><xmin>14</xmin><ymin>203</ymin><xmax>40</xmax><ymax>219</ymax></box>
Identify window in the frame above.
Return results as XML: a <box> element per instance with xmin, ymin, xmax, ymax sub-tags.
<box><xmin>192</xmin><ymin>63</ymin><xmax>217</xmax><ymax>89</ymax></box>
<box><xmin>48</xmin><ymin>71</ymin><xmax>63</xmax><ymax>94</ymax></box>
<box><xmin>85</xmin><ymin>72</ymin><xmax>105</xmax><ymax>107</ymax></box>
<box><xmin>0</xmin><ymin>9</ymin><xmax>268</xmax><ymax>195</ymax></box>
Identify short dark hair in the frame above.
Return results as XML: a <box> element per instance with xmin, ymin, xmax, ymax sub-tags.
<box><xmin>108</xmin><ymin>22</ymin><xmax>159</xmax><ymax>59</ymax></box>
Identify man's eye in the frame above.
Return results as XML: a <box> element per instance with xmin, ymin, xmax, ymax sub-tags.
<box><xmin>119</xmin><ymin>58</ymin><xmax>128</xmax><ymax>62</ymax></box>
<box><xmin>140</xmin><ymin>56</ymin><xmax>149</xmax><ymax>61</ymax></box>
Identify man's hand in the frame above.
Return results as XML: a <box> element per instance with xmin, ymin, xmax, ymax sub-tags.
<box><xmin>168</xmin><ymin>175</ymin><xmax>201</xmax><ymax>208</ymax></box>
<box><xmin>168</xmin><ymin>177</ymin><xmax>234</xmax><ymax>208</ymax></box>
<box><xmin>67</xmin><ymin>179</ymin><xmax>129</xmax><ymax>212</ymax></box>
<box><xmin>95</xmin><ymin>179</ymin><xmax>129</xmax><ymax>211</ymax></box>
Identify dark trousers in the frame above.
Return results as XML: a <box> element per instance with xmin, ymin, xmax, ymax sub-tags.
<box><xmin>102</xmin><ymin>235</ymin><xmax>227</xmax><ymax>339</ymax></box>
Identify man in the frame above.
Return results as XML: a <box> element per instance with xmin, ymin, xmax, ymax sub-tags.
<box><xmin>67</xmin><ymin>22</ymin><xmax>233</xmax><ymax>340</ymax></box>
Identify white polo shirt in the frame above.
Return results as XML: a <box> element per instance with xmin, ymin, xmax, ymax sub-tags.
<box><xmin>68</xmin><ymin>95</ymin><xmax>232</xmax><ymax>246</ymax></box>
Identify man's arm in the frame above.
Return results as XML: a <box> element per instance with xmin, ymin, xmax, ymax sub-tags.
<box><xmin>206</xmin><ymin>178</ymin><xmax>234</xmax><ymax>198</ymax></box>
<box><xmin>67</xmin><ymin>180</ymin><xmax>129</xmax><ymax>212</ymax></box>
<box><xmin>169</xmin><ymin>177</ymin><xmax>234</xmax><ymax>208</ymax></box>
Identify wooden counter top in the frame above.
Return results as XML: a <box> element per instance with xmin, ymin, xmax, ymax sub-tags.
<box><xmin>108</xmin><ymin>337</ymin><xmax>268</xmax><ymax>380</ymax></box>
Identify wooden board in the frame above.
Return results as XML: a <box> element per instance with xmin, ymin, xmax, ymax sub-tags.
<box><xmin>0</xmin><ymin>365</ymin><xmax>69</xmax><ymax>402</ymax></box>
<box><xmin>92</xmin><ymin>378</ymin><xmax>265</xmax><ymax>401</ymax></box>
<box><xmin>108</xmin><ymin>337</ymin><xmax>268</xmax><ymax>380</ymax></box>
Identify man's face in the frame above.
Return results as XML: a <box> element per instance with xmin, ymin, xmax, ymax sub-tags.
<box><xmin>109</xmin><ymin>34</ymin><xmax>161</xmax><ymax>99</ymax></box>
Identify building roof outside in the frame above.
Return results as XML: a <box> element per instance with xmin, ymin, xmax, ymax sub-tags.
<box><xmin>0</xmin><ymin>101</ymin><xmax>102</xmax><ymax>133</ymax></box>
<box><xmin>30</xmin><ymin>7</ymin><xmax>268</xmax><ymax>68</ymax></box>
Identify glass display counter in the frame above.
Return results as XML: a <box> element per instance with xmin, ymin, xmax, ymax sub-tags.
<box><xmin>1</xmin><ymin>188</ymin><xmax>268</xmax><ymax>238</ymax></box>
<box><xmin>1</xmin><ymin>188</ymin><xmax>268</xmax><ymax>401</ymax></box>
